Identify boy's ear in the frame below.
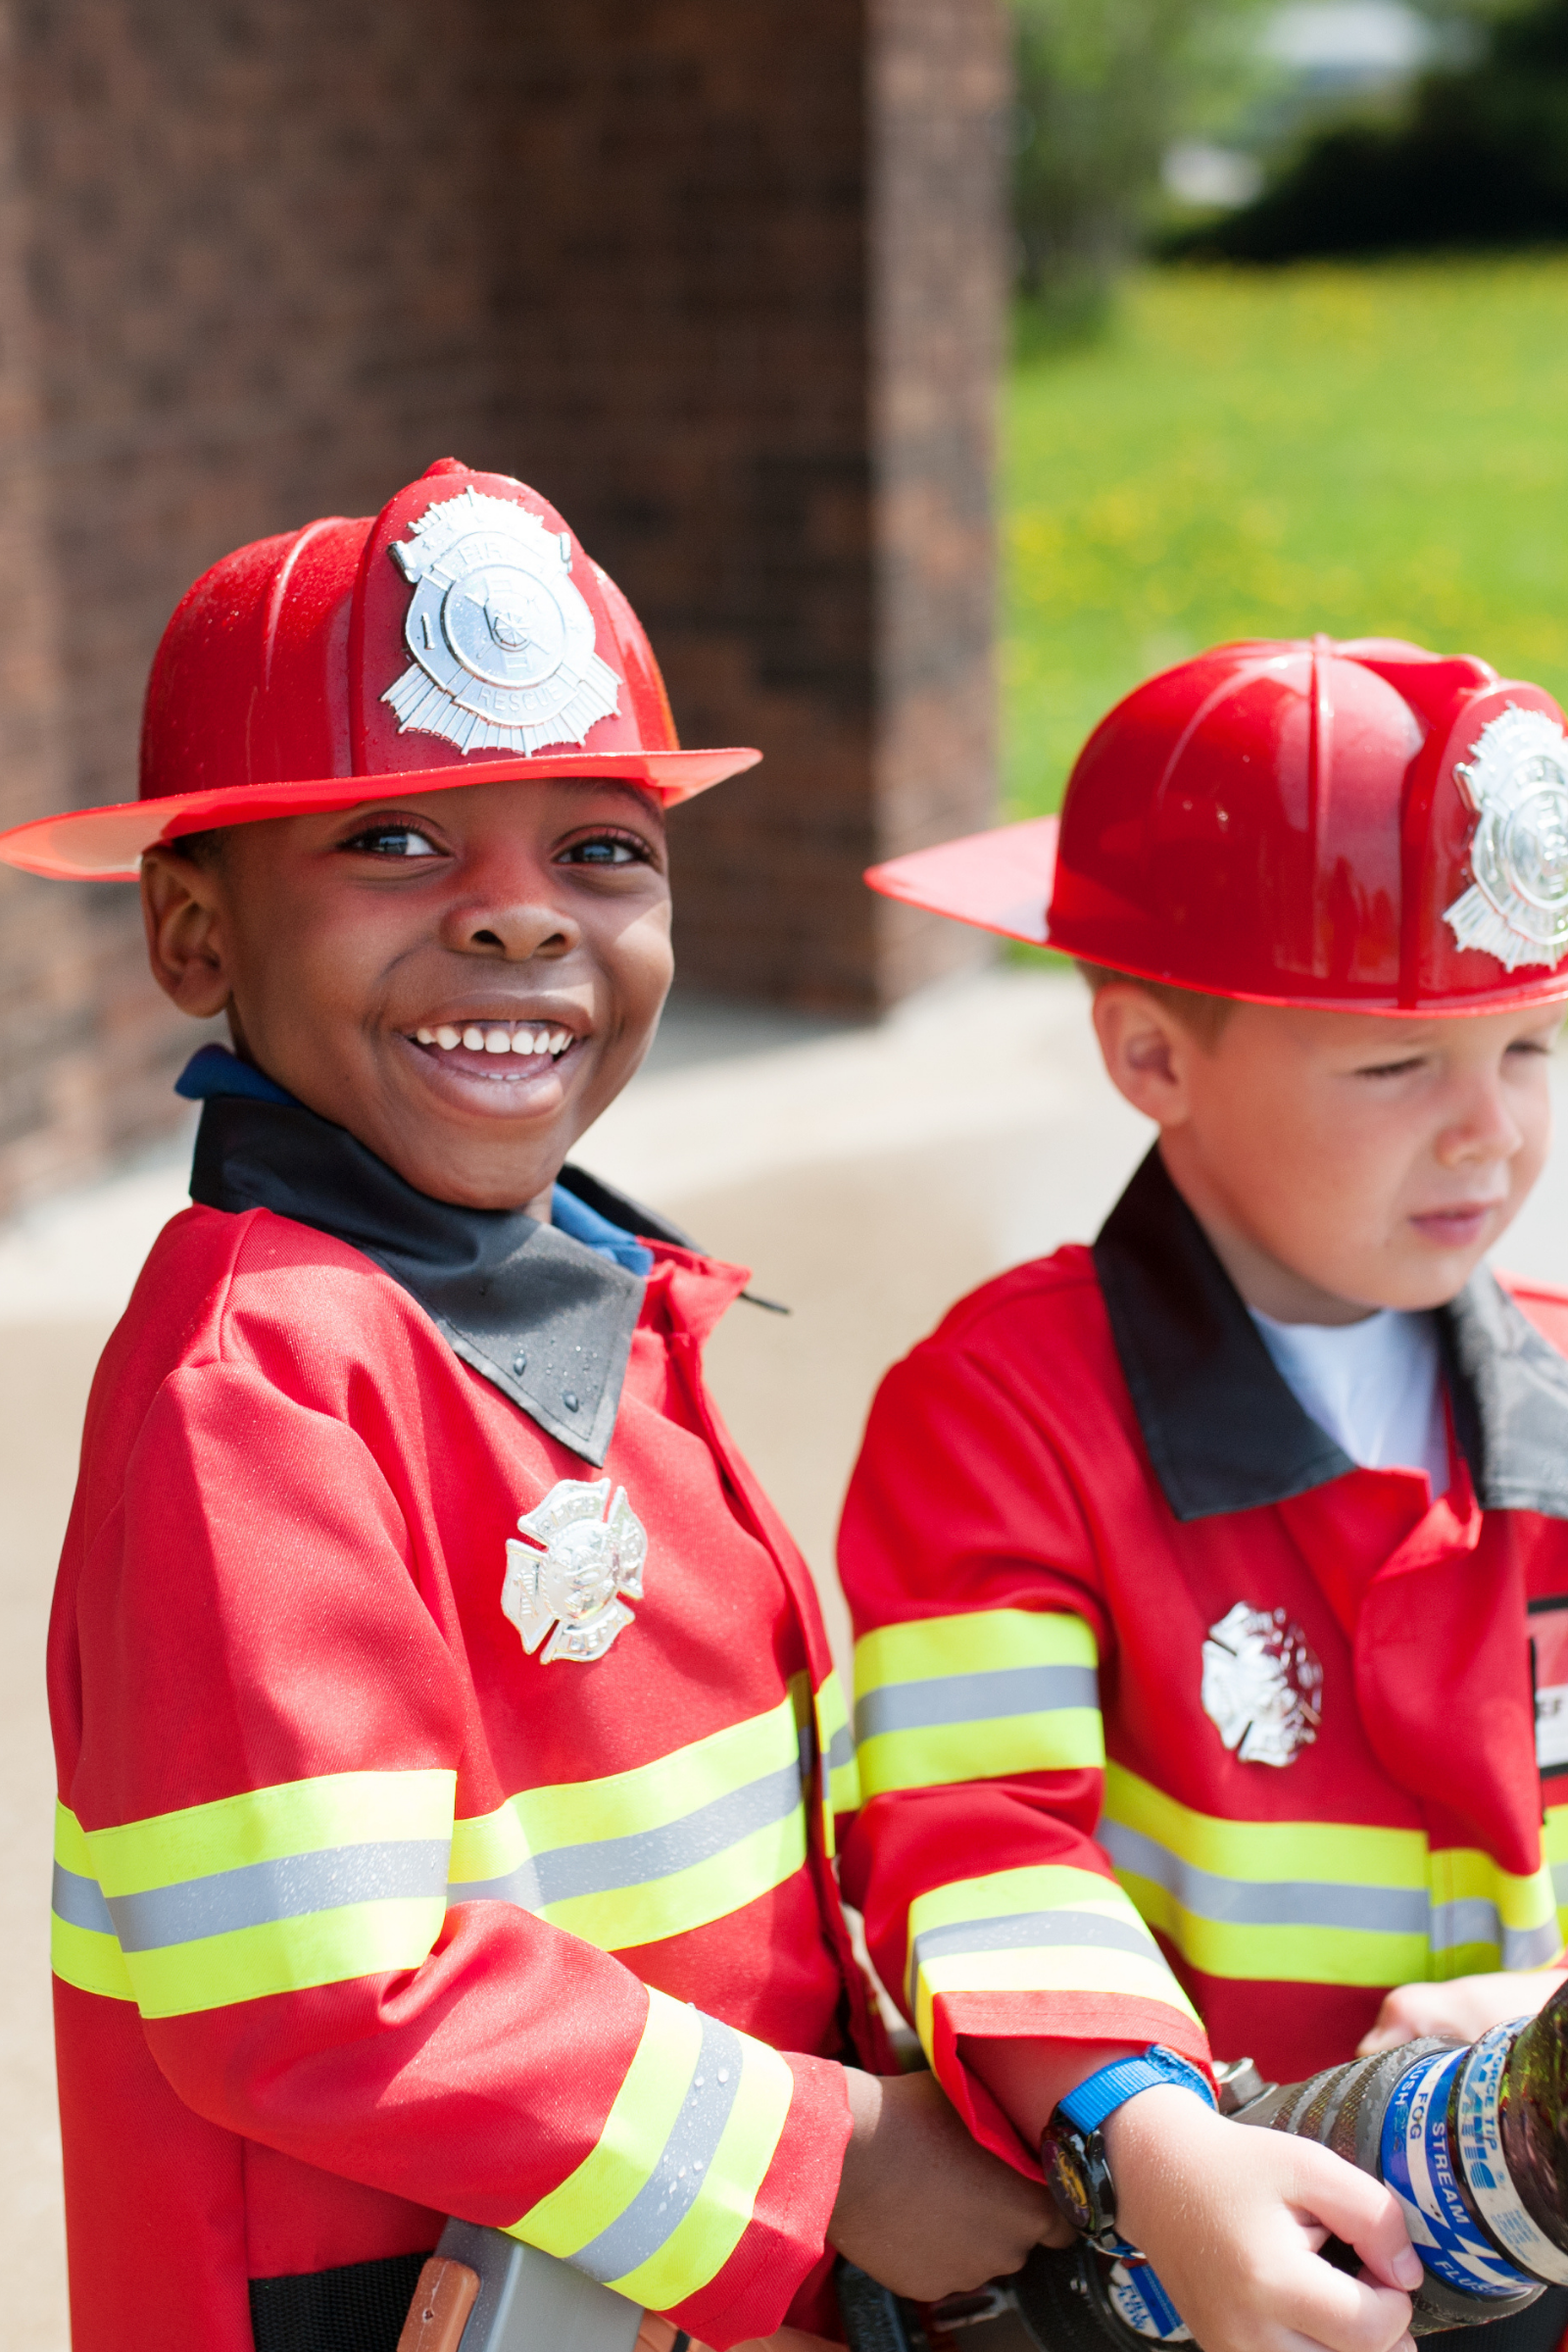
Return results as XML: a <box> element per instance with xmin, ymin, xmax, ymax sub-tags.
<box><xmin>1091</xmin><ymin>984</ymin><xmax>1200</xmax><ymax>1128</ymax></box>
<box><xmin>141</xmin><ymin>848</ymin><xmax>235</xmax><ymax>1019</ymax></box>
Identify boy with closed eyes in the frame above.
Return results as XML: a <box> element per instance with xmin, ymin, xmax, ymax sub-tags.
<box><xmin>843</xmin><ymin>640</ymin><xmax>1568</xmax><ymax>2352</ymax></box>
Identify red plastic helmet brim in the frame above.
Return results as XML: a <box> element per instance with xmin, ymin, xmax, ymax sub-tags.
<box><xmin>865</xmin><ymin>818</ymin><xmax>1059</xmax><ymax>947</ymax></box>
<box><xmin>0</xmin><ymin>746</ymin><xmax>760</xmax><ymax>882</ymax></box>
<box><xmin>864</xmin><ymin>814</ymin><xmax>1568</xmax><ymax>1015</ymax></box>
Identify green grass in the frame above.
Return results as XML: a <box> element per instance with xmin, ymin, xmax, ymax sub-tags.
<box><xmin>1004</xmin><ymin>256</ymin><xmax>1568</xmax><ymax>817</ymax></box>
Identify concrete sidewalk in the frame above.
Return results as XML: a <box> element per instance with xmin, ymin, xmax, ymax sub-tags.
<box><xmin>8</xmin><ymin>967</ymin><xmax>1568</xmax><ymax>2343</ymax></box>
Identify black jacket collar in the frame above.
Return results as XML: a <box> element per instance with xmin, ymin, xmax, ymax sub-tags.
<box><xmin>1092</xmin><ymin>1147</ymin><xmax>1568</xmax><ymax>1523</ymax></box>
<box><xmin>191</xmin><ymin>1094</ymin><xmax>693</xmax><ymax>1467</ymax></box>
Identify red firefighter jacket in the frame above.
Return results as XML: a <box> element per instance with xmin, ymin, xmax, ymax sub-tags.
<box><xmin>838</xmin><ymin>1147</ymin><xmax>1568</xmax><ymax>2179</ymax></box>
<box><xmin>49</xmin><ymin>1087</ymin><xmax>875</xmax><ymax>2352</ymax></box>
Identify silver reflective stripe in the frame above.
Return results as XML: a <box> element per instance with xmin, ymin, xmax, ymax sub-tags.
<box><xmin>52</xmin><ymin>1861</ymin><xmax>116</xmax><ymax>1936</ymax></box>
<box><xmin>1432</xmin><ymin>1897</ymin><xmax>1506</xmax><ymax>1955</ymax></box>
<box><xmin>855</xmin><ymin>1664</ymin><xmax>1099</xmax><ymax>1745</ymax></box>
<box><xmin>1429</xmin><ymin>1900</ymin><xmax>1560</xmax><ymax>1970</ymax></box>
<box><xmin>906</xmin><ymin>1906</ymin><xmax>1156</xmax><ymax>2011</ymax></box>
<box><xmin>826</xmin><ymin>1724</ymin><xmax>855</xmax><ymax>1776</ymax></box>
<box><xmin>1100</xmin><ymin>1819</ymin><xmax>1430</xmax><ymax>1936</ymax></box>
<box><xmin>1505</xmin><ymin>1920</ymin><xmax>1565</xmax><ymax>1968</ymax></box>
<box><xmin>449</xmin><ymin>1758</ymin><xmax>805</xmax><ymax>1911</ymax></box>
<box><xmin>104</xmin><ymin>1839</ymin><xmax>451</xmax><ymax>1953</ymax></box>
<box><xmin>570</xmin><ymin>2014</ymin><xmax>744</xmax><ymax>2283</ymax></box>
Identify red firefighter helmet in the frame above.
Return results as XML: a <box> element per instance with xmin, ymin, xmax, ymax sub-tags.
<box><xmin>0</xmin><ymin>458</ymin><xmax>760</xmax><ymax>882</ymax></box>
<box><xmin>866</xmin><ymin>635</ymin><xmax>1568</xmax><ymax>1014</ymax></box>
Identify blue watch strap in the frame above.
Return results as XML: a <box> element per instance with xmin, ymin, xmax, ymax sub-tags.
<box><xmin>1057</xmin><ymin>2044</ymin><xmax>1214</xmax><ymax>2133</ymax></box>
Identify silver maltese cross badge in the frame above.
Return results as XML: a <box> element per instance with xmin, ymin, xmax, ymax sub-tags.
<box><xmin>502</xmin><ymin>1476</ymin><xmax>649</xmax><ymax>1665</ymax></box>
<box><xmin>1445</xmin><ymin>705</ymin><xmax>1568</xmax><ymax>973</ymax></box>
<box><xmin>383</xmin><ymin>486</ymin><xmax>621</xmax><ymax>758</ymax></box>
<box><xmin>1200</xmin><ymin>1602</ymin><xmax>1323</xmax><ymax>1769</ymax></box>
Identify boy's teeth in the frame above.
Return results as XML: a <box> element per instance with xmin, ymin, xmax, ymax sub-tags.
<box><xmin>421</xmin><ymin>1022</ymin><xmax>575</xmax><ymax>1055</ymax></box>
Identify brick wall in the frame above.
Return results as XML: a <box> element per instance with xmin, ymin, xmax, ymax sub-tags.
<box><xmin>0</xmin><ymin>0</ymin><xmax>1006</xmax><ymax>1210</ymax></box>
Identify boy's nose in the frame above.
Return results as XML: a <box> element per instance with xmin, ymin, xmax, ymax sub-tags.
<box><xmin>1436</xmin><ymin>1076</ymin><xmax>1523</xmax><ymax>1167</ymax></box>
<box><xmin>440</xmin><ymin>881</ymin><xmax>580</xmax><ymax>962</ymax></box>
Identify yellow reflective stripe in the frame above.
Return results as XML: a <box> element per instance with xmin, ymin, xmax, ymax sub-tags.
<box><xmin>1103</xmin><ymin>1765</ymin><xmax>1562</xmax><ymax>1986</ymax></box>
<box><xmin>52</xmin><ymin>1774</ymin><xmax>457</xmax><ymax>2017</ymax></box>
<box><xmin>449</xmin><ymin>1696</ymin><xmax>808</xmax><ymax>1952</ymax></box>
<box><xmin>124</xmin><ymin>1896</ymin><xmax>449</xmax><ymax>2019</ymax></box>
<box><xmin>1428</xmin><ymin>1847</ymin><xmax>1559</xmax><ymax>1976</ymax></box>
<box><xmin>51</xmin><ymin>1803</ymin><xmax>134</xmax><ymax>1997</ymax></box>
<box><xmin>611</xmin><ymin>2038</ymin><xmax>794</xmax><ymax>2306</ymax></box>
<box><xmin>1103</xmin><ymin>1765</ymin><xmax>1424</xmax><ymax>1887</ymax></box>
<box><xmin>1118</xmin><ymin>1868</ymin><xmax>1428</xmax><ymax>1988</ymax></box>
<box><xmin>547</xmin><ymin>1811</ymin><xmax>807</xmax><ymax>1953</ymax></box>
<box><xmin>458</xmin><ymin>1700</ymin><xmax>799</xmax><ymax>1869</ymax></box>
<box><xmin>908</xmin><ymin>1861</ymin><xmax>1152</xmax><ymax>1941</ymax></box>
<box><xmin>54</xmin><ymin>1800</ymin><xmax>94</xmax><ymax>1877</ymax></box>
<box><xmin>1431</xmin><ymin>1844</ymin><xmax>1558</xmax><ymax>1930</ymax></box>
<box><xmin>855</xmin><ymin>1608</ymin><xmax>1098</xmax><ymax>1694</ymax></box>
<box><xmin>50</xmin><ymin>1806</ymin><xmax>134</xmax><ymax>1998</ymax></box>
<box><xmin>905</xmin><ymin>1862</ymin><xmax>1197</xmax><ymax>2064</ymax></box>
<box><xmin>507</xmin><ymin>1984</ymin><xmax>795</xmax><ymax>2308</ymax></box>
<box><xmin>510</xmin><ymin>1987</ymin><xmax>703</xmax><ymax>2255</ymax></box>
<box><xmin>59</xmin><ymin>1696</ymin><xmax>816</xmax><ymax>2018</ymax></box>
<box><xmin>814</xmin><ymin>1669</ymin><xmax>858</xmax><ymax>1857</ymax></box>
<box><xmin>86</xmin><ymin>1769</ymin><xmax>457</xmax><ymax>1893</ymax></box>
<box><xmin>1545</xmin><ymin>1804</ymin><xmax>1568</xmax><ymax>1956</ymax></box>
<box><xmin>1542</xmin><ymin>1806</ymin><xmax>1568</xmax><ymax>1882</ymax></box>
<box><xmin>854</xmin><ymin>1610</ymin><xmax>1102</xmax><ymax>1798</ymax></box>
<box><xmin>51</xmin><ymin>1914</ymin><xmax>135</xmax><ymax>2001</ymax></box>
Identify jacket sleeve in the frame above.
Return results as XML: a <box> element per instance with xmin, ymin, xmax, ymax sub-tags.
<box><xmin>836</xmin><ymin>1331</ymin><xmax>1211</xmax><ymax>2172</ymax></box>
<box><xmin>56</xmin><ymin>1359</ymin><xmax>850</xmax><ymax>2349</ymax></box>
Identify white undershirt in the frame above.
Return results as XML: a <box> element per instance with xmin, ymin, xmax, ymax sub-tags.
<box><xmin>1249</xmin><ymin>1305</ymin><xmax>1450</xmax><ymax>1494</ymax></box>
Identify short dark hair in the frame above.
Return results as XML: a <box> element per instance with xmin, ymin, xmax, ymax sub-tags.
<box><xmin>1076</xmin><ymin>961</ymin><xmax>1237</xmax><ymax>1049</ymax></box>
<box><xmin>159</xmin><ymin>826</ymin><xmax>231</xmax><ymax>869</ymax></box>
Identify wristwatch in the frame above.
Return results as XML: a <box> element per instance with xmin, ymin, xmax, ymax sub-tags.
<box><xmin>1041</xmin><ymin>2045</ymin><xmax>1213</xmax><ymax>2254</ymax></box>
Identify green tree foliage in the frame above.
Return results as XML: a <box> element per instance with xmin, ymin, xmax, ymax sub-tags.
<box><xmin>1011</xmin><ymin>0</ymin><xmax>1267</xmax><ymax>313</ymax></box>
<box><xmin>1185</xmin><ymin>0</ymin><xmax>1568</xmax><ymax>260</ymax></box>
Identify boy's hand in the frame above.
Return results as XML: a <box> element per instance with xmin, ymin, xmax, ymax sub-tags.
<box><xmin>1104</xmin><ymin>2084</ymin><xmax>1421</xmax><ymax>2352</ymax></box>
<box><xmin>1356</xmin><ymin>1968</ymin><xmax>1567</xmax><ymax>2055</ymax></box>
<box><xmin>826</xmin><ymin>2069</ymin><xmax>1064</xmax><ymax>2301</ymax></box>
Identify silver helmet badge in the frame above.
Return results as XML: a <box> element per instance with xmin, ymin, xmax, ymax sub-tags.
<box><xmin>1444</xmin><ymin>705</ymin><xmax>1568</xmax><ymax>973</ymax></box>
<box><xmin>384</xmin><ymin>487</ymin><xmax>621</xmax><ymax>758</ymax></box>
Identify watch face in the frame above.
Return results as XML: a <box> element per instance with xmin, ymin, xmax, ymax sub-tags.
<box><xmin>1044</xmin><ymin>2132</ymin><xmax>1100</xmax><ymax>2236</ymax></box>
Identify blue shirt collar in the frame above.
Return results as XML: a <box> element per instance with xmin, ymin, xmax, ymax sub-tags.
<box><xmin>175</xmin><ymin>1041</ymin><xmax>295</xmax><ymax>1108</ymax></box>
<box><xmin>175</xmin><ymin>1045</ymin><xmax>653</xmax><ymax>1276</ymax></box>
<box><xmin>549</xmin><ymin>1182</ymin><xmax>654</xmax><ymax>1276</ymax></box>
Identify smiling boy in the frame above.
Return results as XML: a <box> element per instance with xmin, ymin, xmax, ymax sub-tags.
<box><xmin>843</xmin><ymin>640</ymin><xmax>1568</xmax><ymax>2352</ymax></box>
<box><xmin>0</xmin><ymin>463</ymin><xmax>1049</xmax><ymax>2352</ymax></box>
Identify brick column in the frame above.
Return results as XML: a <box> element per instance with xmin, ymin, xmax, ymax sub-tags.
<box><xmin>486</xmin><ymin>0</ymin><xmax>1009</xmax><ymax>1012</ymax></box>
<box><xmin>869</xmin><ymin>0</ymin><xmax>1010</xmax><ymax>1004</ymax></box>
